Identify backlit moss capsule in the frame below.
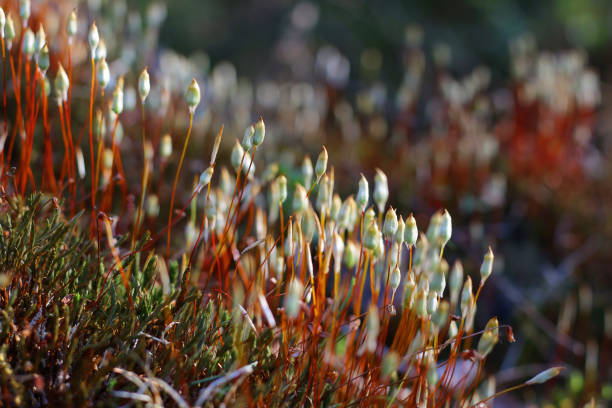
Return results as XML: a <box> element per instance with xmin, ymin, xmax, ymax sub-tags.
<box><xmin>344</xmin><ymin>240</ymin><xmax>359</xmax><ymax>269</ymax></box>
<box><xmin>405</xmin><ymin>214</ymin><xmax>418</xmax><ymax>247</ymax></box>
<box><xmin>427</xmin><ymin>291</ymin><xmax>438</xmax><ymax>315</ymax></box>
<box><xmin>337</xmin><ymin>197</ymin><xmax>351</xmax><ymax>230</ymax></box>
<box><xmin>356</xmin><ymin>174</ymin><xmax>369</xmax><ymax>211</ymax></box>
<box><xmin>67</xmin><ymin>10</ymin><xmax>77</xmax><ymax>39</ymax></box>
<box><xmin>477</xmin><ymin>317</ymin><xmax>499</xmax><ymax>357</ymax></box>
<box><xmin>363</xmin><ymin>207</ymin><xmax>376</xmax><ymax>230</ymax></box>
<box><xmin>5</xmin><ymin>14</ymin><xmax>15</xmax><ymax>47</ymax></box>
<box><xmin>230</xmin><ymin>140</ymin><xmax>244</xmax><ymax>172</ymax></box>
<box><xmin>94</xmin><ymin>109</ymin><xmax>104</xmax><ymax>140</ymax></box>
<box><xmin>373</xmin><ymin>234</ymin><xmax>384</xmax><ymax>259</ymax></box>
<box><xmin>388</xmin><ymin>242</ymin><xmax>400</xmax><ymax>270</ymax></box>
<box><xmin>242</xmin><ymin>124</ymin><xmax>254</xmax><ymax>151</ymax></box>
<box><xmin>430</xmin><ymin>259</ymin><xmax>447</xmax><ymax>296</ymax></box>
<box><xmin>426</xmin><ymin>211</ymin><xmax>442</xmax><ymax>243</ymax></box>
<box><xmin>316</xmin><ymin>175</ymin><xmax>330</xmax><ymax>214</ymax></box>
<box><xmin>88</xmin><ymin>22</ymin><xmax>100</xmax><ymax>57</ymax></box>
<box><xmin>243</xmin><ymin>152</ymin><xmax>255</xmax><ymax>177</ymax></box>
<box><xmin>219</xmin><ymin>167</ymin><xmax>233</xmax><ymax>197</ymax></box>
<box><xmin>402</xmin><ymin>273</ymin><xmax>416</xmax><ymax>309</ymax></box>
<box><xmin>0</xmin><ymin>8</ymin><xmax>5</xmax><ymax>38</ymax></box>
<box><xmin>381</xmin><ymin>351</ymin><xmax>399</xmax><ymax>380</ymax></box>
<box><xmin>42</xmin><ymin>77</ymin><xmax>50</xmax><ymax>97</ymax></box>
<box><xmin>35</xmin><ymin>26</ymin><xmax>45</xmax><ymax>55</ymax></box>
<box><xmin>373</xmin><ymin>168</ymin><xmax>388</xmax><ymax>214</ymax></box>
<box><xmin>332</xmin><ymin>232</ymin><xmax>344</xmax><ymax>275</ymax></box>
<box><xmin>160</xmin><ymin>134</ymin><xmax>172</xmax><ymax>158</ymax></box>
<box><xmin>301</xmin><ymin>208</ymin><xmax>316</xmax><ymax>243</ymax></box>
<box><xmin>480</xmin><ymin>247</ymin><xmax>494</xmax><ymax>284</ymax></box>
<box><xmin>525</xmin><ymin>367</ymin><xmax>564</xmax><ymax>385</ymax></box>
<box><xmin>102</xmin><ymin>148</ymin><xmax>114</xmax><ymax>169</ymax></box>
<box><xmin>432</xmin><ymin>300</ymin><xmax>449</xmax><ymax>328</ymax></box>
<box><xmin>146</xmin><ymin>194</ymin><xmax>160</xmax><ymax>218</ymax></box>
<box><xmin>75</xmin><ymin>148</ymin><xmax>86</xmax><ymax>179</ymax></box>
<box><xmin>426</xmin><ymin>357</ymin><xmax>438</xmax><ymax>386</ymax></box>
<box><xmin>416</xmin><ymin>288</ymin><xmax>428</xmax><ymax>319</ymax></box>
<box><xmin>204</xmin><ymin>195</ymin><xmax>216</xmax><ymax>224</ymax></box>
<box><xmin>390</xmin><ymin>265</ymin><xmax>401</xmax><ymax>292</ymax></box>
<box><xmin>439</xmin><ymin>209</ymin><xmax>452</xmax><ymax>246</ymax></box>
<box><xmin>394</xmin><ymin>216</ymin><xmax>405</xmax><ymax>245</ymax></box>
<box><xmin>347</xmin><ymin>196</ymin><xmax>359</xmax><ymax>228</ymax></box>
<box><xmin>365</xmin><ymin>305</ymin><xmax>380</xmax><ymax>352</ymax></box>
<box><xmin>285</xmin><ymin>278</ymin><xmax>303</xmax><ymax>319</ymax></box>
<box><xmin>54</xmin><ymin>64</ymin><xmax>69</xmax><ymax>102</ymax></box>
<box><xmin>112</xmin><ymin>77</ymin><xmax>124</xmax><ymax>115</ymax></box>
<box><xmin>315</xmin><ymin>146</ymin><xmax>328</xmax><ymax>181</ymax></box>
<box><xmin>449</xmin><ymin>260</ymin><xmax>463</xmax><ymax>305</ymax></box>
<box><xmin>97</xmin><ymin>58</ymin><xmax>110</xmax><ymax>89</ymax></box>
<box><xmin>199</xmin><ymin>167</ymin><xmax>214</xmax><ymax>187</ymax></box>
<box><xmin>277</xmin><ymin>175</ymin><xmax>287</xmax><ymax>203</ymax></box>
<box><xmin>330</xmin><ymin>194</ymin><xmax>341</xmax><ymax>222</ymax></box>
<box><xmin>363</xmin><ymin>221</ymin><xmax>380</xmax><ymax>252</ymax></box>
<box><xmin>95</xmin><ymin>38</ymin><xmax>107</xmax><ymax>62</ymax></box>
<box><xmin>19</xmin><ymin>0</ymin><xmax>30</xmax><ymax>25</ymax></box>
<box><xmin>255</xmin><ymin>208</ymin><xmax>266</xmax><ymax>240</ymax></box>
<box><xmin>253</xmin><ymin>117</ymin><xmax>265</xmax><ymax>146</ymax></box>
<box><xmin>292</xmin><ymin>184</ymin><xmax>309</xmax><ymax>214</ymax></box>
<box><xmin>412</xmin><ymin>233</ymin><xmax>428</xmax><ymax>270</ymax></box>
<box><xmin>284</xmin><ymin>219</ymin><xmax>293</xmax><ymax>256</ymax></box>
<box><xmin>383</xmin><ymin>207</ymin><xmax>398</xmax><ymax>239</ymax></box>
<box><xmin>448</xmin><ymin>320</ymin><xmax>458</xmax><ymax>338</ymax></box>
<box><xmin>261</xmin><ymin>162</ymin><xmax>279</xmax><ymax>184</ymax></box>
<box><xmin>138</xmin><ymin>68</ymin><xmax>150</xmax><ymax>102</ymax></box>
<box><xmin>38</xmin><ymin>45</ymin><xmax>50</xmax><ymax>74</ymax></box>
<box><xmin>268</xmin><ymin>179</ymin><xmax>280</xmax><ymax>213</ymax></box>
<box><xmin>302</xmin><ymin>156</ymin><xmax>313</xmax><ymax>190</ymax></box>
<box><xmin>22</xmin><ymin>29</ymin><xmax>35</xmax><ymax>58</ymax></box>
<box><xmin>186</xmin><ymin>78</ymin><xmax>201</xmax><ymax>112</ymax></box>
<box><xmin>460</xmin><ymin>276</ymin><xmax>473</xmax><ymax>316</ymax></box>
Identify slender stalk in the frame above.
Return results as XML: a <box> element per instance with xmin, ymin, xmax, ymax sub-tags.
<box><xmin>62</xmin><ymin>100</ymin><xmax>76</xmax><ymax>212</ymax></box>
<box><xmin>133</xmin><ymin>103</ymin><xmax>148</xmax><ymax>249</ymax></box>
<box><xmin>166</xmin><ymin>110</ymin><xmax>194</xmax><ymax>259</ymax></box>
<box><xmin>5</xmin><ymin>53</ymin><xmax>22</xmax><ymax>177</ymax></box>
<box><xmin>41</xmin><ymin>74</ymin><xmax>56</xmax><ymax>193</ymax></box>
<box><xmin>89</xmin><ymin>57</ymin><xmax>96</xmax><ymax>210</ymax></box>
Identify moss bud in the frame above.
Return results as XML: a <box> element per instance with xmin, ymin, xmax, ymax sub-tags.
<box><xmin>186</xmin><ymin>78</ymin><xmax>201</xmax><ymax>112</ymax></box>
<box><xmin>54</xmin><ymin>64</ymin><xmax>70</xmax><ymax>102</ymax></box>
<box><xmin>138</xmin><ymin>68</ymin><xmax>150</xmax><ymax>103</ymax></box>
<box><xmin>285</xmin><ymin>279</ymin><xmax>303</xmax><ymax>320</ymax></box>
<box><xmin>97</xmin><ymin>58</ymin><xmax>110</xmax><ymax>89</ymax></box>
<box><xmin>302</xmin><ymin>156</ymin><xmax>313</xmax><ymax>190</ymax></box>
<box><xmin>480</xmin><ymin>247</ymin><xmax>494</xmax><ymax>284</ymax></box>
<box><xmin>253</xmin><ymin>117</ymin><xmax>265</xmax><ymax>146</ymax></box>
<box><xmin>356</xmin><ymin>174</ymin><xmax>369</xmax><ymax>211</ymax></box>
<box><xmin>405</xmin><ymin>214</ymin><xmax>418</xmax><ymax>247</ymax></box>
<box><xmin>292</xmin><ymin>184</ymin><xmax>309</xmax><ymax>215</ymax></box>
<box><xmin>67</xmin><ymin>10</ymin><xmax>77</xmax><ymax>39</ymax></box>
<box><xmin>315</xmin><ymin>146</ymin><xmax>328</xmax><ymax>181</ymax></box>
<box><xmin>242</xmin><ymin>124</ymin><xmax>254</xmax><ymax>151</ymax></box>
<box><xmin>88</xmin><ymin>22</ymin><xmax>100</xmax><ymax>57</ymax></box>
<box><xmin>383</xmin><ymin>207</ymin><xmax>398</xmax><ymax>239</ymax></box>
<box><xmin>373</xmin><ymin>168</ymin><xmax>388</xmax><ymax>214</ymax></box>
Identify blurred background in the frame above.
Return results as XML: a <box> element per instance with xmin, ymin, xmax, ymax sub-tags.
<box><xmin>64</xmin><ymin>0</ymin><xmax>612</xmax><ymax>405</ymax></box>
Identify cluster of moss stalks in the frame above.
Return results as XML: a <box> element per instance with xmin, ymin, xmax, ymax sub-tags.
<box><xmin>0</xmin><ymin>194</ymin><xmax>274</xmax><ymax>406</ymax></box>
<box><xmin>0</xmin><ymin>2</ymin><xmax>566</xmax><ymax>406</ymax></box>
